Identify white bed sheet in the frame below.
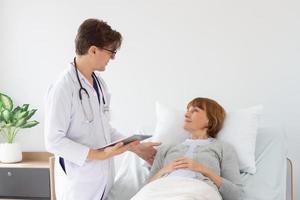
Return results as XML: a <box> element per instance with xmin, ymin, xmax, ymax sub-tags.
<box><xmin>108</xmin><ymin>126</ymin><xmax>287</xmax><ymax>200</ymax></box>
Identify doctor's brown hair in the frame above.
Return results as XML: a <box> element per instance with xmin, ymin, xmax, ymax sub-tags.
<box><xmin>75</xmin><ymin>18</ymin><xmax>122</xmax><ymax>55</ymax></box>
<box><xmin>187</xmin><ymin>97</ymin><xmax>226</xmax><ymax>138</ymax></box>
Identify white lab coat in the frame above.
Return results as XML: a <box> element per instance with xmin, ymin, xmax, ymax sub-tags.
<box><xmin>44</xmin><ymin>62</ymin><xmax>123</xmax><ymax>200</ymax></box>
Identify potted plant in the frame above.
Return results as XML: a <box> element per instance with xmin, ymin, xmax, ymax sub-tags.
<box><xmin>0</xmin><ymin>92</ymin><xmax>39</xmax><ymax>163</ymax></box>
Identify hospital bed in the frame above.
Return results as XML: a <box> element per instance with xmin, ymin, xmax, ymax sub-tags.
<box><xmin>48</xmin><ymin>126</ymin><xmax>294</xmax><ymax>200</ymax></box>
<box><xmin>108</xmin><ymin>126</ymin><xmax>294</xmax><ymax>200</ymax></box>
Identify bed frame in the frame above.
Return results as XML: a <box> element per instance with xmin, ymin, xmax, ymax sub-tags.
<box><xmin>286</xmin><ymin>158</ymin><xmax>294</xmax><ymax>200</ymax></box>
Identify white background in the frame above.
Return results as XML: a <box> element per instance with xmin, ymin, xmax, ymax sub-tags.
<box><xmin>0</xmin><ymin>0</ymin><xmax>299</xmax><ymax>198</ymax></box>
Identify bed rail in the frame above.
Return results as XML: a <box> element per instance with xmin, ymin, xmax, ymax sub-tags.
<box><xmin>286</xmin><ymin>158</ymin><xmax>294</xmax><ymax>200</ymax></box>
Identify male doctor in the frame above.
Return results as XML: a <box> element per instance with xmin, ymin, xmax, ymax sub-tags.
<box><xmin>44</xmin><ymin>18</ymin><xmax>160</xmax><ymax>200</ymax></box>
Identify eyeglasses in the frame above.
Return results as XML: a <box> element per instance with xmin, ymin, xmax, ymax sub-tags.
<box><xmin>102</xmin><ymin>47</ymin><xmax>117</xmax><ymax>58</ymax></box>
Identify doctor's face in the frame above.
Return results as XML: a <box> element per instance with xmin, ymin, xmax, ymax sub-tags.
<box><xmin>89</xmin><ymin>45</ymin><xmax>116</xmax><ymax>71</ymax></box>
<box><xmin>183</xmin><ymin>106</ymin><xmax>209</xmax><ymax>132</ymax></box>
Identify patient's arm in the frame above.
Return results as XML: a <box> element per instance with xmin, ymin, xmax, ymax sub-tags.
<box><xmin>199</xmin><ymin>164</ymin><xmax>222</xmax><ymax>188</ymax></box>
<box><xmin>149</xmin><ymin>159</ymin><xmax>179</xmax><ymax>182</ymax></box>
<box><xmin>217</xmin><ymin>144</ymin><xmax>243</xmax><ymax>200</ymax></box>
<box><xmin>173</xmin><ymin>149</ymin><xmax>242</xmax><ymax>200</ymax></box>
<box><xmin>148</xmin><ymin>145</ymin><xmax>174</xmax><ymax>182</ymax></box>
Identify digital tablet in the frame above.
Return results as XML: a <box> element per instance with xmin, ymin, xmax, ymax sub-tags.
<box><xmin>98</xmin><ymin>134</ymin><xmax>152</xmax><ymax>150</ymax></box>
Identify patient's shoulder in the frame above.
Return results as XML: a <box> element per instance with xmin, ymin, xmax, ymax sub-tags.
<box><xmin>214</xmin><ymin>140</ymin><xmax>239</xmax><ymax>162</ymax></box>
<box><xmin>207</xmin><ymin>139</ymin><xmax>237</xmax><ymax>157</ymax></box>
<box><xmin>219</xmin><ymin>140</ymin><xmax>235</xmax><ymax>152</ymax></box>
<box><xmin>157</xmin><ymin>143</ymin><xmax>178</xmax><ymax>152</ymax></box>
<box><xmin>156</xmin><ymin>143</ymin><xmax>184</xmax><ymax>156</ymax></box>
<box><xmin>211</xmin><ymin>139</ymin><xmax>233</xmax><ymax>149</ymax></box>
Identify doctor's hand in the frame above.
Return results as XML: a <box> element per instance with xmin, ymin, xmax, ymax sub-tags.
<box><xmin>129</xmin><ymin>142</ymin><xmax>161</xmax><ymax>165</ymax></box>
<box><xmin>104</xmin><ymin>141</ymin><xmax>140</xmax><ymax>158</ymax></box>
<box><xmin>88</xmin><ymin>141</ymin><xmax>139</xmax><ymax>160</ymax></box>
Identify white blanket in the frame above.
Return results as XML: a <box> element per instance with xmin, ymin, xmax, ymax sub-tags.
<box><xmin>130</xmin><ymin>176</ymin><xmax>222</xmax><ymax>200</ymax></box>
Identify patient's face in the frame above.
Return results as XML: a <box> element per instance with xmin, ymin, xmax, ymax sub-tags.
<box><xmin>183</xmin><ymin>106</ymin><xmax>209</xmax><ymax>132</ymax></box>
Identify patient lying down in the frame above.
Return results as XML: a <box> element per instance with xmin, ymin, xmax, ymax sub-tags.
<box><xmin>131</xmin><ymin>97</ymin><xmax>243</xmax><ymax>200</ymax></box>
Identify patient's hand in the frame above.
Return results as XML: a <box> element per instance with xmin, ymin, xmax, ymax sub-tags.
<box><xmin>173</xmin><ymin>157</ymin><xmax>205</xmax><ymax>173</ymax></box>
<box><xmin>130</xmin><ymin>142</ymin><xmax>161</xmax><ymax>165</ymax></box>
<box><xmin>150</xmin><ymin>158</ymin><xmax>185</xmax><ymax>182</ymax></box>
<box><xmin>160</xmin><ymin>157</ymin><xmax>205</xmax><ymax>175</ymax></box>
<box><xmin>174</xmin><ymin>157</ymin><xmax>222</xmax><ymax>188</ymax></box>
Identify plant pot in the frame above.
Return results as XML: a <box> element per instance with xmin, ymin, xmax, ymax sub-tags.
<box><xmin>0</xmin><ymin>143</ymin><xmax>22</xmax><ymax>163</ymax></box>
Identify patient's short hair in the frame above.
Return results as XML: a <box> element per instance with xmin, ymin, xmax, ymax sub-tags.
<box><xmin>187</xmin><ymin>97</ymin><xmax>226</xmax><ymax>138</ymax></box>
<box><xmin>75</xmin><ymin>18</ymin><xmax>122</xmax><ymax>55</ymax></box>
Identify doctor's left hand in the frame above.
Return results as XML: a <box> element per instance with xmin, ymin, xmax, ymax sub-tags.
<box><xmin>88</xmin><ymin>141</ymin><xmax>140</xmax><ymax>160</ymax></box>
<box><xmin>129</xmin><ymin>142</ymin><xmax>161</xmax><ymax>165</ymax></box>
<box><xmin>104</xmin><ymin>141</ymin><xmax>140</xmax><ymax>158</ymax></box>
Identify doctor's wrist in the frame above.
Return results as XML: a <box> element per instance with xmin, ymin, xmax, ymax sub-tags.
<box><xmin>87</xmin><ymin>149</ymin><xmax>108</xmax><ymax>160</ymax></box>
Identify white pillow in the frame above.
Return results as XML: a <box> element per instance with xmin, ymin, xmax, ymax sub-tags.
<box><xmin>151</xmin><ymin>102</ymin><xmax>189</xmax><ymax>146</ymax></box>
<box><xmin>218</xmin><ymin>105</ymin><xmax>263</xmax><ymax>174</ymax></box>
<box><xmin>152</xmin><ymin>102</ymin><xmax>263</xmax><ymax>174</ymax></box>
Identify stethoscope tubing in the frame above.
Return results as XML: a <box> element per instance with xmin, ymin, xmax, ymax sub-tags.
<box><xmin>73</xmin><ymin>57</ymin><xmax>106</xmax><ymax>105</ymax></box>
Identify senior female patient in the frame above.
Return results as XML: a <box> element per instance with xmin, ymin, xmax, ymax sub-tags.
<box><xmin>131</xmin><ymin>97</ymin><xmax>243</xmax><ymax>200</ymax></box>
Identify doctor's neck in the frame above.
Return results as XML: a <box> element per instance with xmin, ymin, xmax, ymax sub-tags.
<box><xmin>75</xmin><ymin>55</ymin><xmax>94</xmax><ymax>84</ymax></box>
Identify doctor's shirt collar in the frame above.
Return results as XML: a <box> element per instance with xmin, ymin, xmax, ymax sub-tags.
<box><xmin>70</xmin><ymin>61</ymin><xmax>95</xmax><ymax>88</ymax></box>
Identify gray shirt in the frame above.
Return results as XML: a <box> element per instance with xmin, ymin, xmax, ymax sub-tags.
<box><xmin>150</xmin><ymin>138</ymin><xmax>243</xmax><ymax>200</ymax></box>
<box><xmin>168</xmin><ymin>138</ymin><xmax>214</xmax><ymax>178</ymax></box>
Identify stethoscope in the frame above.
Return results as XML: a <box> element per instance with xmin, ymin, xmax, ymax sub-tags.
<box><xmin>73</xmin><ymin>57</ymin><xmax>108</xmax><ymax>123</ymax></box>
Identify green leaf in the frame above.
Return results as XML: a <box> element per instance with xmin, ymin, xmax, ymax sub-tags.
<box><xmin>14</xmin><ymin>110</ymin><xmax>28</xmax><ymax>120</ymax></box>
<box><xmin>0</xmin><ymin>94</ymin><xmax>13</xmax><ymax>111</ymax></box>
<box><xmin>21</xmin><ymin>104</ymin><xmax>29</xmax><ymax>111</ymax></box>
<box><xmin>0</xmin><ymin>102</ymin><xmax>3</xmax><ymax>122</ymax></box>
<box><xmin>1</xmin><ymin>109</ymin><xmax>11</xmax><ymax>123</ymax></box>
<box><xmin>0</xmin><ymin>101</ymin><xmax>3</xmax><ymax>111</ymax></box>
<box><xmin>20</xmin><ymin>120</ymin><xmax>39</xmax><ymax>128</ymax></box>
<box><xmin>12</xmin><ymin>106</ymin><xmax>21</xmax><ymax>114</ymax></box>
<box><xmin>15</xmin><ymin>117</ymin><xmax>27</xmax><ymax>127</ymax></box>
<box><xmin>25</xmin><ymin>109</ymin><xmax>37</xmax><ymax>120</ymax></box>
<box><xmin>13</xmin><ymin>107</ymin><xmax>22</xmax><ymax>119</ymax></box>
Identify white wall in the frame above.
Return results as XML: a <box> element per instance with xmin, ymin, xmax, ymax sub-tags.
<box><xmin>1</xmin><ymin>0</ymin><xmax>299</xmax><ymax>197</ymax></box>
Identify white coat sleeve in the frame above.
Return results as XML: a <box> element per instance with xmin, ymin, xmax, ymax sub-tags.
<box><xmin>44</xmin><ymin>82</ymin><xmax>89</xmax><ymax>167</ymax></box>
